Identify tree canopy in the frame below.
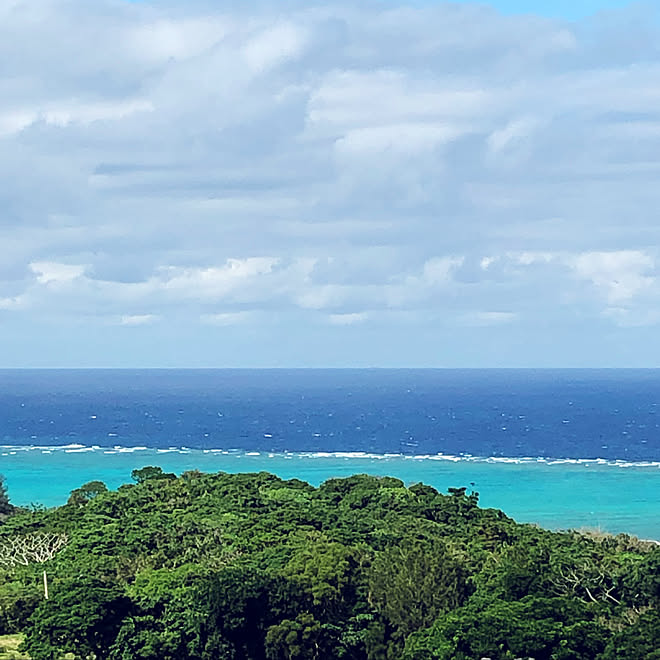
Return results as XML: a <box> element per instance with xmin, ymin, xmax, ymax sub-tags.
<box><xmin>0</xmin><ymin>475</ymin><xmax>14</xmax><ymax>523</ymax></box>
<box><xmin>0</xmin><ymin>468</ymin><xmax>657</xmax><ymax>659</ymax></box>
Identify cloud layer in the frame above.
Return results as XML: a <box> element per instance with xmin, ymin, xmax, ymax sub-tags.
<box><xmin>1</xmin><ymin>0</ymin><xmax>659</xmax><ymax>366</ymax></box>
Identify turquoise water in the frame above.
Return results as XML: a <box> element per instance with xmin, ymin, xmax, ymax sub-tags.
<box><xmin>2</xmin><ymin>447</ymin><xmax>658</xmax><ymax>540</ymax></box>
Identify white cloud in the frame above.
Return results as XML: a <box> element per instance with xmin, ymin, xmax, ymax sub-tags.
<box><xmin>30</xmin><ymin>262</ymin><xmax>86</xmax><ymax>285</ymax></box>
<box><xmin>0</xmin><ymin>296</ymin><xmax>23</xmax><ymax>310</ymax></box>
<box><xmin>421</xmin><ymin>257</ymin><xmax>464</xmax><ymax>286</ymax></box>
<box><xmin>126</xmin><ymin>18</ymin><xmax>231</xmax><ymax>63</ymax></box>
<box><xmin>569</xmin><ymin>251</ymin><xmax>655</xmax><ymax>304</ymax></box>
<box><xmin>515</xmin><ymin>252</ymin><xmax>555</xmax><ymax>267</ymax></box>
<box><xmin>461</xmin><ymin>311</ymin><xmax>518</xmax><ymax>326</ymax></box>
<box><xmin>242</xmin><ymin>22</ymin><xmax>307</xmax><ymax>73</ymax></box>
<box><xmin>328</xmin><ymin>311</ymin><xmax>368</xmax><ymax>325</ymax></box>
<box><xmin>335</xmin><ymin>123</ymin><xmax>464</xmax><ymax>157</ymax></box>
<box><xmin>41</xmin><ymin>99</ymin><xmax>153</xmax><ymax>128</ymax></box>
<box><xmin>159</xmin><ymin>258</ymin><xmax>280</xmax><ymax>301</ymax></box>
<box><xmin>602</xmin><ymin>307</ymin><xmax>660</xmax><ymax>328</ymax></box>
<box><xmin>0</xmin><ymin>110</ymin><xmax>35</xmax><ymax>137</ymax></box>
<box><xmin>0</xmin><ymin>98</ymin><xmax>151</xmax><ymax>137</ymax></box>
<box><xmin>201</xmin><ymin>311</ymin><xmax>256</xmax><ymax>326</ymax></box>
<box><xmin>120</xmin><ymin>314</ymin><xmax>159</xmax><ymax>326</ymax></box>
<box><xmin>307</xmin><ymin>70</ymin><xmax>490</xmax><ymax>130</ymax></box>
<box><xmin>1</xmin><ymin>0</ymin><xmax>660</xmax><ymax>364</ymax></box>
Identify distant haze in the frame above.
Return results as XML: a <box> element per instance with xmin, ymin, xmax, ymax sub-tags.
<box><xmin>1</xmin><ymin>0</ymin><xmax>658</xmax><ymax>367</ymax></box>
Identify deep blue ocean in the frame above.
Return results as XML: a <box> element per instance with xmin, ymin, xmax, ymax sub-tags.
<box><xmin>1</xmin><ymin>369</ymin><xmax>658</xmax><ymax>538</ymax></box>
<box><xmin>2</xmin><ymin>368</ymin><xmax>660</xmax><ymax>459</ymax></box>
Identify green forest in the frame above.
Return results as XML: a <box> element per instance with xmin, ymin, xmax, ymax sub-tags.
<box><xmin>0</xmin><ymin>468</ymin><xmax>658</xmax><ymax>659</ymax></box>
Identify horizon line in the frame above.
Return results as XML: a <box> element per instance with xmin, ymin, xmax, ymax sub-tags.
<box><xmin>2</xmin><ymin>366</ymin><xmax>660</xmax><ymax>371</ymax></box>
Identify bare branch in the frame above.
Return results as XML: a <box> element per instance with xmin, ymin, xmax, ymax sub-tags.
<box><xmin>0</xmin><ymin>533</ymin><xmax>68</xmax><ymax>570</ymax></box>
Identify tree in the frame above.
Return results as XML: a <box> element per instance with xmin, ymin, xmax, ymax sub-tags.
<box><xmin>600</xmin><ymin>609</ymin><xmax>660</xmax><ymax>660</ymax></box>
<box><xmin>20</xmin><ymin>578</ymin><xmax>131</xmax><ymax>660</ymax></box>
<box><xmin>621</xmin><ymin>547</ymin><xmax>660</xmax><ymax>609</ymax></box>
<box><xmin>265</xmin><ymin>613</ymin><xmax>324</xmax><ymax>660</ymax></box>
<box><xmin>67</xmin><ymin>480</ymin><xmax>109</xmax><ymax>506</ymax></box>
<box><xmin>368</xmin><ymin>538</ymin><xmax>471</xmax><ymax>640</ymax></box>
<box><xmin>1</xmin><ymin>471</ymin><xmax>657</xmax><ymax>660</ymax></box>
<box><xmin>131</xmin><ymin>466</ymin><xmax>177</xmax><ymax>484</ymax></box>
<box><xmin>108</xmin><ymin>564</ymin><xmax>207</xmax><ymax>659</ymax></box>
<box><xmin>282</xmin><ymin>539</ymin><xmax>359</xmax><ymax>614</ymax></box>
<box><xmin>0</xmin><ymin>533</ymin><xmax>68</xmax><ymax>599</ymax></box>
<box><xmin>199</xmin><ymin>568</ymin><xmax>304</xmax><ymax>660</ymax></box>
<box><xmin>0</xmin><ymin>475</ymin><xmax>14</xmax><ymax>522</ymax></box>
<box><xmin>403</xmin><ymin>596</ymin><xmax>608</xmax><ymax>660</ymax></box>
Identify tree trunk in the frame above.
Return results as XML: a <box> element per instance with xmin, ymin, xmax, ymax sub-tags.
<box><xmin>43</xmin><ymin>569</ymin><xmax>49</xmax><ymax>600</ymax></box>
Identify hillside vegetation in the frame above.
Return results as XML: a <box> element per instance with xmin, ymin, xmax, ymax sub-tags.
<box><xmin>0</xmin><ymin>469</ymin><xmax>658</xmax><ymax>659</ymax></box>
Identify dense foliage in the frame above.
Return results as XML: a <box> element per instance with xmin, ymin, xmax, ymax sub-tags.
<box><xmin>0</xmin><ymin>468</ymin><xmax>658</xmax><ymax>659</ymax></box>
<box><xmin>0</xmin><ymin>477</ymin><xmax>13</xmax><ymax>524</ymax></box>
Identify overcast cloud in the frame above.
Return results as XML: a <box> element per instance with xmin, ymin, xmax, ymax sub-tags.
<box><xmin>1</xmin><ymin>0</ymin><xmax>659</xmax><ymax>367</ymax></box>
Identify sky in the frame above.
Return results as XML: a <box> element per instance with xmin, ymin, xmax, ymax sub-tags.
<box><xmin>401</xmin><ymin>0</ymin><xmax>642</xmax><ymax>20</ymax></box>
<box><xmin>1</xmin><ymin>0</ymin><xmax>659</xmax><ymax>368</ymax></box>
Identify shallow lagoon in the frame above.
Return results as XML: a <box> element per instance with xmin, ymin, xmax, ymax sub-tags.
<box><xmin>2</xmin><ymin>446</ymin><xmax>658</xmax><ymax>540</ymax></box>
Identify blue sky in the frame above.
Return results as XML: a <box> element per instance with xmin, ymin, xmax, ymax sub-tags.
<box><xmin>452</xmin><ymin>0</ymin><xmax>639</xmax><ymax>19</ymax></box>
<box><xmin>1</xmin><ymin>0</ymin><xmax>659</xmax><ymax>367</ymax></box>
<box><xmin>126</xmin><ymin>0</ymin><xmax>645</xmax><ymax>20</ymax></box>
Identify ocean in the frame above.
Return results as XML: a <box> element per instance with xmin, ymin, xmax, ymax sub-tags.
<box><xmin>1</xmin><ymin>369</ymin><xmax>658</xmax><ymax>538</ymax></box>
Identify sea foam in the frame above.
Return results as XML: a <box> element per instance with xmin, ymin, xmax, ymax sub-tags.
<box><xmin>1</xmin><ymin>444</ymin><xmax>658</xmax><ymax>468</ymax></box>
